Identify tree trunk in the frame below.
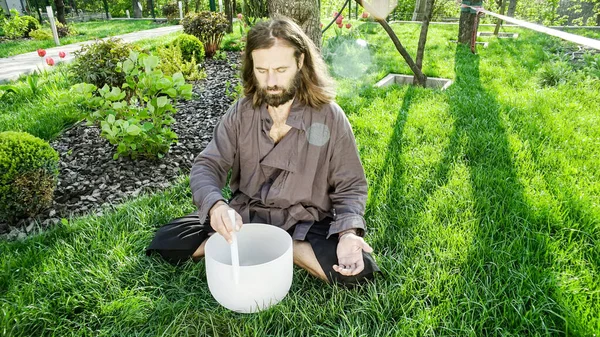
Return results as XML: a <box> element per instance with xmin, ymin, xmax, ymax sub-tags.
<box><xmin>414</xmin><ymin>0</ymin><xmax>434</xmax><ymax>82</ymax></box>
<box><xmin>353</xmin><ymin>0</ymin><xmax>425</xmax><ymax>85</ymax></box>
<box><xmin>458</xmin><ymin>6</ymin><xmax>477</xmax><ymax>44</ymax></box>
<box><xmin>412</xmin><ymin>0</ymin><xmax>427</xmax><ymax>21</ymax></box>
<box><xmin>493</xmin><ymin>0</ymin><xmax>506</xmax><ymax>35</ymax></box>
<box><xmin>507</xmin><ymin>0</ymin><xmax>517</xmax><ymax>17</ymax></box>
<box><xmin>225</xmin><ymin>0</ymin><xmax>233</xmax><ymax>33</ymax></box>
<box><xmin>133</xmin><ymin>0</ymin><xmax>142</xmax><ymax>17</ymax></box>
<box><xmin>268</xmin><ymin>0</ymin><xmax>322</xmax><ymax>50</ymax></box>
<box><xmin>597</xmin><ymin>12</ymin><xmax>600</xmax><ymax>26</ymax></box>
<box><xmin>183</xmin><ymin>0</ymin><xmax>188</xmax><ymax>14</ymax></box>
<box><xmin>54</xmin><ymin>0</ymin><xmax>66</xmax><ymax>24</ymax></box>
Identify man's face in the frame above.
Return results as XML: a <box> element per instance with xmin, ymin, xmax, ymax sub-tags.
<box><xmin>251</xmin><ymin>42</ymin><xmax>304</xmax><ymax>107</ymax></box>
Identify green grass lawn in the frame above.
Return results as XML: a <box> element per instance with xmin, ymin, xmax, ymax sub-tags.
<box><xmin>1</xmin><ymin>22</ymin><xmax>599</xmax><ymax>335</ymax></box>
<box><xmin>0</xmin><ymin>20</ymin><xmax>174</xmax><ymax>58</ymax></box>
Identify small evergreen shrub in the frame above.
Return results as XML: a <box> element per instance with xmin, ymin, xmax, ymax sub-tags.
<box><xmin>21</xmin><ymin>15</ymin><xmax>41</xmax><ymax>37</ymax></box>
<box><xmin>157</xmin><ymin>44</ymin><xmax>205</xmax><ymax>81</ymax></box>
<box><xmin>29</xmin><ymin>29</ymin><xmax>52</xmax><ymax>40</ymax></box>
<box><xmin>0</xmin><ymin>131</ymin><xmax>59</xmax><ymax>222</ymax></box>
<box><xmin>182</xmin><ymin>11</ymin><xmax>228</xmax><ymax>57</ymax></box>
<box><xmin>55</xmin><ymin>21</ymin><xmax>77</xmax><ymax>37</ymax></box>
<box><xmin>71</xmin><ymin>38</ymin><xmax>141</xmax><ymax>89</ymax></box>
<box><xmin>162</xmin><ymin>3</ymin><xmax>179</xmax><ymax>20</ymax></box>
<box><xmin>171</xmin><ymin>33</ymin><xmax>205</xmax><ymax>63</ymax></box>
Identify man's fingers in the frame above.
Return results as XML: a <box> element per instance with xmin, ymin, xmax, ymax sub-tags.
<box><xmin>361</xmin><ymin>240</ymin><xmax>374</xmax><ymax>253</ymax></box>
<box><xmin>218</xmin><ymin>213</ymin><xmax>233</xmax><ymax>243</ymax></box>
<box><xmin>333</xmin><ymin>260</ymin><xmax>365</xmax><ymax>276</ymax></box>
<box><xmin>235</xmin><ymin>213</ymin><xmax>243</xmax><ymax>231</ymax></box>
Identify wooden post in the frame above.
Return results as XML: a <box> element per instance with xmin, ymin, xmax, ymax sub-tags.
<box><xmin>46</xmin><ymin>6</ymin><xmax>60</xmax><ymax>46</ymax></box>
<box><xmin>494</xmin><ymin>0</ymin><xmax>506</xmax><ymax>35</ymax></box>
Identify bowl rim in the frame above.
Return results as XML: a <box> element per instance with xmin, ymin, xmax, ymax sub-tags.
<box><xmin>204</xmin><ymin>223</ymin><xmax>293</xmax><ymax>268</ymax></box>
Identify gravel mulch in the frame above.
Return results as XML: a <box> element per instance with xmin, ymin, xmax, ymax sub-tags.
<box><xmin>1</xmin><ymin>51</ymin><xmax>241</xmax><ymax>240</ymax></box>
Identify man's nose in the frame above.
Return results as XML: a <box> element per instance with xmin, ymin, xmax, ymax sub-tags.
<box><xmin>267</xmin><ymin>71</ymin><xmax>278</xmax><ymax>87</ymax></box>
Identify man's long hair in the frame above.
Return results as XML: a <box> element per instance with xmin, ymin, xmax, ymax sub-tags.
<box><xmin>242</xmin><ymin>16</ymin><xmax>336</xmax><ymax>109</ymax></box>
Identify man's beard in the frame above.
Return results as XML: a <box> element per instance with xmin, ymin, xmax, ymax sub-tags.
<box><xmin>257</xmin><ymin>71</ymin><xmax>302</xmax><ymax>107</ymax></box>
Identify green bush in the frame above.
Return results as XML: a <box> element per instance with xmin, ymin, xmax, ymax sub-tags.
<box><xmin>0</xmin><ymin>131</ymin><xmax>59</xmax><ymax>222</ymax></box>
<box><xmin>2</xmin><ymin>9</ymin><xmax>29</xmax><ymax>39</ymax></box>
<box><xmin>182</xmin><ymin>11</ymin><xmax>228</xmax><ymax>57</ymax></box>
<box><xmin>71</xmin><ymin>38</ymin><xmax>141</xmax><ymax>89</ymax></box>
<box><xmin>21</xmin><ymin>15</ymin><xmax>41</xmax><ymax>37</ymax></box>
<box><xmin>55</xmin><ymin>21</ymin><xmax>76</xmax><ymax>38</ymax></box>
<box><xmin>171</xmin><ymin>33</ymin><xmax>204</xmax><ymax>63</ymax></box>
<box><xmin>537</xmin><ymin>61</ymin><xmax>573</xmax><ymax>87</ymax></box>
<box><xmin>69</xmin><ymin>51</ymin><xmax>193</xmax><ymax>159</ymax></box>
<box><xmin>162</xmin><ymin>3</ymin><xmax>179</xmax><ymax>20</ymax></box>
<box><xmin>157</xmin><ymin>44</ymin><xmax>205</xmax><ymax>81</ymax></box>
<box><xmin>29</xmin><ymin>28</ymin><xmax>52</xmax><ymax>40</ymax></box>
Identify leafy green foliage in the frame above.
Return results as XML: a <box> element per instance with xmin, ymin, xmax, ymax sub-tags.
<box><xmin>70</xmin><ymin>38</ymin><xmax>141</xmax><ymax>90</ymax></box>
<box><xmin>171</xmin><ymin>33</ymin><xmax>205</xmax><ymax>63</ymax></box>
<box><xmin>161</xmin><ymin>2</ymin><xmax>179</xmax><ymax>20</ymax></box>
<box><xmin>55</xmin><ymin>21</ymin><xmax>77</xmax><ymax>38</ymax></box>
<box><xmin>1</xmin><ymin>9</ymin><xmax>33</xmax><ymax>39</ymax></box>
<box><xmin>182</xmin><ymin>11</ymin><xmax>228</xmax><ymax>57</ymax></box>
<box><xmin>21</xmin><ymin>15</ymin><xmax>41</xmax><ymax>37</ymax></box>
<box><xmin>29</xmin><ymin>29</ymin><xmax>52</xmax><ymax>40</ymax></box>
<box><xmin>156</xmin><ymin>44</ymin><xmax>205</xmax><ymax>81</ymax></box>
<box><xmin>70</xmin><ymin>51</ymin><xmax>193</xmax><ymax>159</ymax></box>
<box><xmin>0</xmin><ymin>131</ymin><xmax>59</xmax><ymax>222</ymax></box>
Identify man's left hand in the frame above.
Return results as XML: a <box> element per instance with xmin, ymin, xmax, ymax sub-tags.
<box><xmin>333</xmin><ymin>233</ymin><xmax>374</xmax><ymax>276</ymax></box>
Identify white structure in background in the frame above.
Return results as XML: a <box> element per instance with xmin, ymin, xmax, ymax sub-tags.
<box><xmin>1</xmin><ymin>0</ymin><xmax>26</xmax><ymax>15</ymax></box>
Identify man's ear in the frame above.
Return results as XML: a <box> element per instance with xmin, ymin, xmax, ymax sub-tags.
<box><xmin>298</xmin><ymin>53</ymin><xmax>305</xmax><ymax>70</ymax></box>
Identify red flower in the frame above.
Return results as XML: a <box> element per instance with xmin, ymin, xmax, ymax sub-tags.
<box><xmin>320</xmin><ymin>23</ymin><xmax>323</xmax><ymax>28</ymax></box>
<box><xmin>362</xmin><ymin>11</ymin><xmax>370</xmax><ymax>18</ymax></box>
<box><xmin>337</xmin><ymin>23</ymin><xmax>343</xmax><ymax>28</ymax></box>
<box><xmin>58</xmin><ymin>51</ymin><xmax>66</xmax><ymax>58</ymax></box>
<box><xmin>237</xmin><ymin>13</ymin><xmax>243</xmax><ymax>20</ymax></box>
<box><xmin>37</xmin><ymin>49</ymin><xmax>46</xmax><ymax>57</ymax></box>
<box><xmin>333</xmin><ymin>12</ymin><xmax>338</xmax><ymax>18</ymax></box>
<box><xmin>346</xmin><ymin>23</ymin><xmax>352</xmax><ymax>29</ymax></box>
<box><xmin>45</xmin><ymin>57</ymin><xmax>55</xmax><ymax>66</ymax></box>
<box><xmin>335</xmin><ymin>16</ymin><xmax>343</xmax><ymax>25</ymax></box>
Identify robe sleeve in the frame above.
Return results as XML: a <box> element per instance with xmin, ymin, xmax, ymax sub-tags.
<box><xmin>326</xmin><ymin>111</ymin><xmax>368</xmax><ymax>239</ymax></box>
<box><xmin>190</xmin><ymin>102</ymin><xmax>239</xmax><ymax>223</ymax></box>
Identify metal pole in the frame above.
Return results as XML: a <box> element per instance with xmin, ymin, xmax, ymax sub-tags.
<box><xmin>209</xmin><ymin>0</ymin><xmax>216</xmax><ymax>11</ymax></box>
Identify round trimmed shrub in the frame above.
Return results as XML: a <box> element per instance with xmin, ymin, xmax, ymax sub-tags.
<box><xmin>21</xmin><ymin>15</ymin><xmax>41</xmax><ymax>37</ymax></box>
<box><xmin>172</xmin><ymin>33</ymin><xmax>205</xmax><ymax>63</ymax></box>
<box><xmin>0</xmin><ymin>131</ymin><xmax>59</xmax><ymax>222</ymax></box>
<box><xmin>71</xmin><ymin>38</ymin><xmax>140</xmax><ymax>89</ymax></box>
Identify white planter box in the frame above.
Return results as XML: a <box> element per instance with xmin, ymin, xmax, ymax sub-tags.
<box><xmin>375</xmin><ymin>74</ymin><xmax>453</xmax><ymax>90</ymax></box>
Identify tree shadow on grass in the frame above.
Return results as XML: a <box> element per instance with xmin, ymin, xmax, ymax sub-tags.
<box><xmin>440</xmin><ymin>45</ymin><xmax>572</xmax><ymax>334</ymax></box>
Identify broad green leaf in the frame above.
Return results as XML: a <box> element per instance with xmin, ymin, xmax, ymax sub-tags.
<box><xmin>165</xmin><ymin>88</ymin><xmax>177</xmax><ymax>97</ymax></box>
<box><xmin>144</xmin><ymin>56</ymin><xmax>160</xmax><ymax>71</ymax></box>
<box><xmin>107</xmin><ymin>114</ymin><xmax>115</xmax><ymax>124</ymax></box>
<box><xmin>126</xmin><ymin>124</ymin><xmax>142</xmax><ymax>136</ymax></box>
<box><xmin>172</xmin><ymin>72</ymin><xmax>185</xmax><ymax>86</ymax></box>
<box><xmin>142</xmin><ymin>122</ymin><xmax>154</xmax><ymax>131</ymax></box>
<box><xmin>157</xmin><ymin>96</ymin><xmax>169</xmax><ymax>108</ymax></box>
<box><xmin>122</xmin><ymin>59</ymin><xmax>135</xmax><ymax>73</ymax></box>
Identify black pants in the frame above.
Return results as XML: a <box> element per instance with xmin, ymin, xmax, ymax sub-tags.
<box><xmin>146</xmin><ymin>212</ymin><xmax>380</xmax><ymax>285</ymax></box>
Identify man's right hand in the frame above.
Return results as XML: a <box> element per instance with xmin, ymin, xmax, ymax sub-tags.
<box><xmin>209</xmin><ymin>201</ymin><xmax>243</xmax><ymax>244</ymax></box>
